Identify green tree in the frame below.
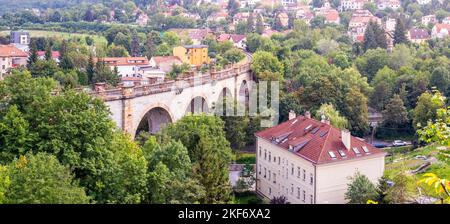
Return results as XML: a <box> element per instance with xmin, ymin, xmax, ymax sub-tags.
<box><xmin>30</xmin><ymin>60</ymin><xmax>60</xmax><ymax>78</ymax></box>
<box><xmin>3</xmin><ymin>153</ymin><xmax>90</xmax><ymax>204</ymax></box>
<box><xmin>251</xmin><ymin>51</ymin><xmax>284</xmax><ymax>80</ymax></box>
<box><xmin>256</xmin><ymin>14</ymin><xmax>264</xmax><ymax>35</ymax></box>
<box><xmin>393</xmin><ymin>17</ymin><xmax>409</xmax><ymax>45</ymax></box>
<box><xmin>342</xmin><ymin>88</ymin><xmax>369</xmax><ymax>136</ymax></box>
<box><xmin>315</xmin><ymin>103</ymin><xmax>348</xmax><ymax>129</ymax></box>
<box><xmin>93</xmin><ymin>59</ymin><xmax>120</xmax><ymax>86</ymax></box>
<box><xmin>86</xmin><ymin>54</ymin><xmax>95</xmax><ymax>84</ymax></box>
<box><xmin>247</xmin><ymin>12</ymin><xmax>255</xmax><ymax>33</ymax></box>
<box><xmin>345</xmin><ymin>172</ymin><xmax>378</xmax><ymax>204</ymax></box>
<box><xmin>44</xmin><ymin>42</ymin><xmax>52</xmax><ymax>61</ymax></box>
<box><xmin>430</xmin><ymin>67</ymin><xmax>450</xmax><ymax>94</ymax></box>
<box><xmin>355</xmin><ymin>48</ymin><xmax>390</xmax><ymax>82</ymax></box>
<box><xmin>413</xmin><ymin>91</ymin><xmax>446</xmax><ymax>129</ymax></box>
<box><xmin>27</xmin><ymin>39</ymin><xmax>38</xmax><ymax>69</ymax></box>
<box><xmin>162</xmin><ymin>115</ymin><xmax>233</xmax><ymax>203</ymax></box>
<box><xmin>143</xmin><ymin>137</ymin><xmax>205</xmax><ymax>204</ymax></box>
<box><xmin>223</xmin><ymin>48</ymin><xmax>245</xmax><ymax>64</ymax></box>
<box><xmin>0</xmin><ymin>105</ymin><xmax>34</xmax><ymax>164</ymax></box>
<box><xmin>386</xmin><ymin>172</ymin><xmax>416</xmax><ymax>203</ymax></box>
<box><xmin>363</xmin><ymin>21</ymin><xmax>387</xmax><ymax>51</ymax></box>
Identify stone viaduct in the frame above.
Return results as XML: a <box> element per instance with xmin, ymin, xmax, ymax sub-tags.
<box><xmin>92</xmin><ymin>63</ymin><xmax>253</xmax><ymax>138</ymax></box>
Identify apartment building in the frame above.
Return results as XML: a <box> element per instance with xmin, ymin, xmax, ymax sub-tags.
<box><xmin>0</xmin><ymin>44</ymin><xmax>28</xmax><ymax>79</ymax></box>
<box><xmin>95</xmin><ymin>57</ymin><xmax>150</xmax><ymax>78</ymax></box>
<box><xmin>256</xmin><ymin>111</ymin><xmax>386</xmax><ymax>204</ymax></box>
<box><xmin>173</xmin><ymin>45</ymin><xmax>210</xmax><ymax>67</ymax></box>
<box><xmin>339</xmin><ymin>0</ymin><xmax>367</xmax><ymax>11</ymax></box>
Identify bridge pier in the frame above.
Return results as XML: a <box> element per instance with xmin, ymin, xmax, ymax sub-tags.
<box><xmin>121</xmin><ymin>85</ymin><xmax>134</xmax><ymax>135</ymax></box>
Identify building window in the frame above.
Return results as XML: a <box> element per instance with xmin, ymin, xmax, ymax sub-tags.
<box><xmin>278</xmin><ymin>156</ymin><xmax>281</xmax><ymax>165</ymax></box>
<box><xmin>258</xmin><ymin>165</ymin><xmax>261</xmax><ymax>175</ymax></box>
<box><xmin>310</xmin><ymin>173</ymin><xmax>314</xmax><ymax>185</ymax></box>
<box><xmin>273</xmin><ymin>173</ymin><xmax>276</xmax><ymax>184</ymax></box>
<box><xmin>264</xmin><ymin>150</ymin><xmax>267</xmax><ymax>160</ymax></box>
<box><xmin>303</xmin><ymin>190</ymin><xmax>306</xmax><ymax>202</ymax></box>
<box><xmin>268</xmin><ymin>152</ymin><xmax>271</xmax><ymax>162</ymax></box>
<box><xmin>269</xmin><ymin>187</ymin><xmax>272</xmax><ymax>195</ymax></box>
<box><xmin>297</xmin><ymin>167</ymin><xmax>301</xmax><ymax>178</ymax></box>
<box><xmin>291</xmin><ymin>164</ymin><xmax>294</xmax><ymax>175</ymax></box>
<box><xmin>303</xmin><ymin>169</ymin><xmax>306</xmax><ymax>181</ymax></box>
<box><xmin>297</xmin><ymin>187</ymin><xmax>300</xmax><ymax>199</ymax></box>
<box><xmin>264</xmin><ymin>168</ymin><xmax>266</xmax><ymax>178</ymax></box>
<box><xmin>259</xmin><ymin>147</ymin><xmax>261</xmax><ymax>157</ymax></box>
<box><xmin>310</xmin><ymin>195</ymin><xmax>313</xmax><ymax>204</ymax></box>
<box><xmin>268</xmin><ymin>170</ymin><xmax>271</xmax><ymax>181</ymax></box>
<box><xmin>291</xmin><ymin>184</ymin><xmax>294</xmax><ymax>195</ymax></box>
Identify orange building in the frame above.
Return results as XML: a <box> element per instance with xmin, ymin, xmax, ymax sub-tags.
<box><xmin>173</xmin><ymin>45</ymin><xmax>210</xmax><ymax>67</ymax></box>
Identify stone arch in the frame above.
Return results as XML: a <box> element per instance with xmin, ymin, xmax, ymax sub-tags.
<box><xmin>215</xmin><ymin>87</ymin><xmax>234</xmax><ymax>116</ymax></box>
<box><xmin>238</xmin><ymin>80</ymin><xmax>250</xmax><ymax>111</ymax></box>
<box><xmin>135</xmin><ymin>104</ymin><xmax>173</xmax><ymax>137</ymax></box>
<box><xmin>185</xmin><ymin>96</ymin><xmax>209</xmax><ymax>115</ymax></box>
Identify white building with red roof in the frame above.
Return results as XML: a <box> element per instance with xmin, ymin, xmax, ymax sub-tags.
<box><xmin>256</xmin><ymin>111</ymin><xmax>386</xmax><ymax>204</ymax></box>
<box><xmin>217</xmin><ymin>34</ymin><xmax>247</xmax><ymax>49</ymax></box>
<box><xmin>432</xmin><ymin>23</ymin><xmax>450</xmax><ymax>39</ymax></box>
<box><xmin>315</xmin><ymin>8</ymin><xmax>340</xmax><ymax>24</ymax></box>
<box><xmin>95</xmin><ymin>57</ymin><xmax>150</xmax><ymax>78</ymax></box>
<box><xmin>0</xmin><ymin>44</ymin><xmax>28</xmax><ymax>78</ymax></box>
<box><xmin>37</xmin><ymin>51</ymin><xmax>60</xmax><ymax>63</ymax></box>
<box><xmin>149</xmin><ymin>56</ymin><xmax>183</xmax><ymax>73</ymax></box>
<box><xmin>339</xmin><ymin>0</ymin><xmax>367</xmax><ymax>11</ymax></box>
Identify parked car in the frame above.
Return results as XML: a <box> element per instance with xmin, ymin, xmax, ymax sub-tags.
<box><xmin>373</xmin><ymin>143</ymin><xmax>389</xmax><ymax>148</ymax></box>
<box><xmin>392</xmin><ymin>140</ymin><xmax>407</xmax><ymax>147</ymax></box>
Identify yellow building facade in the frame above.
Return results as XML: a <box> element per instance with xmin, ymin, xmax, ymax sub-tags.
<box><xmin>173</xmin><ymin>45</ymin><xmax>210</xmax><ymax>66</ymax></box>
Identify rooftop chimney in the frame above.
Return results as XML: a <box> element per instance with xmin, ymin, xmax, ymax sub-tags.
<box><xmin>289</xmin><ymin>110</ymin><xmax>296</xmax><ymax>120</ymax></box>
<box><xmin>341</xmin><ymin>129</ymin><xmax>351</xmax><ymax>150</ymax></box>
<box><xmin>304</xmin><ymin>111</ymin><xmax>311</xmax><ymax>119</ymax></box>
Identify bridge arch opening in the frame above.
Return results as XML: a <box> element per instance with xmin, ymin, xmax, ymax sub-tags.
<box><xmin>135</xmin><ymin>107</ymin><xmax>173</xmax><ymax>136</ymax></box>
<box><xmin>186</xmin><ymin>96</ymin><xmax>209</xmax><ymax>115</ymax></box>
<box><xmin>215</xmin><ymin>87</ymin><xmax>234</xmax><ymax>116</ymax></box>
<box><xmin>238</xmin><ymin>80</ymin><xmax>250</xmax><ymax>112</ymax></box>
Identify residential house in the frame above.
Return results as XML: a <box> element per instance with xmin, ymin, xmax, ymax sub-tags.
<box><xmin>136</xmin><ymin>13</ymin><xmax>149</xmax><ymax>26</ymax></box>
<box><xmin>0</xmin><ymin>44</ymin><xmax>28</xmax><ymax>79</ymax></box>
<box><xmin>9</xmin><ymin>31</ymin><xmax>30</xmax><ymax>52</ymax></box>
<box><xmin>188</xmin><ymin>29</ymin><xmax>212</xmax><ymax>45</ymax></box>
<box><xmin>277</xmin><ymin>12</ymin><xmax>290</xmax><ymax>27</ymax></box>
<box><xmin>348</xmin><ymin>12</ymin><xmax>382</xmax><ymax>42</ymax></box>
<box><xmin>339</xmin><ymin>0</ymin><xmax>367</xmax><ymax>11</ymax></box>
<box><xmin>417</xmin><ymin>0</ymin><xmax>431</xmax><ymax>4</ymax></box>
<box><xmin>37</xmin><ymin>51</ymin><xmax>60</xmax><ymax>63</ymax></box>
<box><xmin>315</xmin><ymin>8</ymin><xmax>340</xmax><ymax>24</ymax></box>
<box><xmin>173</xmin><ymin>45</ymin><xmax>210</xmax><ymax>67</ymax></box>
<box><xmin>217</xmin><ymin>34</ymin><xmax>247</xmax><ymax>49</ymax></box>
<box><xmin>208</xmin><ymin>11</ymin><xmax>228</xmax><ymax>22</ymax></box>
<box><xmin>422</xmin><ymin>15</ymin><xmax>437</xmax><ymax>26</ymax></box>
<box><xmin>376</xmin><ymin>0</ymin><xmax>401</xmax><ymax>10</ymax></box>
<box><xmin>256</xmin><ymin>111</ymin><xmax>386</xmax><ymax>204</ymax></box>
<box><xmin>95</xmin><ymin>57</ymin><xmax>150</xmax><ymax>78</ymax></box>
<box><xmin>408</xmin><ymin>28</ymin><xmax>430</xmax><ymax>44</ymax></box>
<box><xmin>432</xmin><ymin>23</ymin><xmax>450</xmax><ymax>39</ymax></box>
<box><xmin>443</xmin><ymin>16</ymin><xmax>450</xmax><ymax>25</ymax></box>
<box><xmin>149</xmin><ymin>56</ymin><xmax>183</xmax><ymax>73</ymax></box>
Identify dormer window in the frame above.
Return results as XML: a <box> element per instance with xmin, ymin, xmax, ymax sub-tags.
<box><xmin>328</xmin><ymin>151</ymin><xmax>337</xmax><ymax>159</ymax></box>
<box><xmin>338</xmin><ymin>150</ymin><xmax>347</xmax><ymax>157</ymax></box>
<box><xmin>352</xmin><ymin>147</ymin><xmax>361</xmax><ymax>155</ymax></box>
<box><xmin>362</xmin><ymin>146</ymin><xmax>370</xmax><ymax>153</ymax></box>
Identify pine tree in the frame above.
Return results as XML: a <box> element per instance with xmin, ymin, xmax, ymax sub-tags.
<box><xmin>131</xmin><ymin>31</ymin><xmax>140</xmax><ymax>57</ymax></box>
<box><xmin>274</xmin><ymin>15</ymin><xmax>284</xmax><ymax>31</ymax></box>
<box><xmin>256</xmin><ymin>14</ymin><xmax>264</xmax><ymax>35</ymax></box>
<box><xmin>363</xmin><ymin>21</ymin><xmax>387</xmax><ymax>51</ymax></box>
<box><xmin>27</xmin><ymin>40</ymin><xmax>38</xmax><ymax>69</ymax></box>
<box><xmin>87</xmin><ymin>54</ymin><xmax>95</xmax><ymax>84</ymax></box>
<box><xmin>45</xmin><ymin>42</ymin><xmax>52</xmax><ymax>61</ymax></box>
<box><xmin>58</xmin><ymin>40</ymin><xmax>73</xmax><ymax>70</ymax></box>
<box><xmin>393</xmin><ymin>17</ymin><xmax>409</xmax><ymax>45</ymax></box>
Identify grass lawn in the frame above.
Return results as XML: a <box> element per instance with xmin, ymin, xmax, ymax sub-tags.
<box><xmin>233</xmin><ymin>192</ymin><xmax>264</xmax><ymax>204</ymax></box>
<box><xmin>0</xmin><ymin>30</ymin><xmax>107</xmax><ymax>46</ymax></box>
<box><xmin>235</xmin><ymin>152</ymin><xmax>256</xmax><ymax>164</ymax></box>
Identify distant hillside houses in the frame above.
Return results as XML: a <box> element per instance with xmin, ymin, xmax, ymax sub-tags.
<box><xmin>339</xmin><ymin>0</ymin><xmax>367</xmax><ymax>11</ymax></box>
<box><xmin>432</xmin><ymin>23</ymin><xmax>450</xmax><ymax>39</ymax></box>
<box><xmin>347</xmin><ymin>10</ymin><xmax>382</xmax><ymax>42</ymax></box>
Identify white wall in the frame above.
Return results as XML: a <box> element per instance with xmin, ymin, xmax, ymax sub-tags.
<box><xmin>315</xmin><ymin>155</ymin><xmax>385</xmax><ymax>204</ymax></box>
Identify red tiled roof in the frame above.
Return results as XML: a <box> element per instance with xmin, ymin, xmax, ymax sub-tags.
<box><xmin>255</xmin><ymin>116</ymin><xmax>386</xmax><ymax>164</ymax></box>
<box><xmin>409</xmin><ymin>28</ymin><xmax>430</xmax><ymax>39</ymax></box>
<box><xmin>0</xmin><ymin>45</ymin><xmax>28</xmax><ymax>57</ymax></box>
<box><xmin>95</xmin><ymin>57</ymin><xmax>149</xmax><ymax>66</ymax></box>
<box><xmin>434</xmin><ymin>23</ymin><xmax>450</xmax><ymax>33</ymax></box>
<box><xmin>37</xmin><ymin>51</ymin><xmax>60</xmax><ymax>59</ymax></box>
<box><xmin>217</xmin><ymin>34</ymin><xmax>246</xmax><ymax>43</ymax></box>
